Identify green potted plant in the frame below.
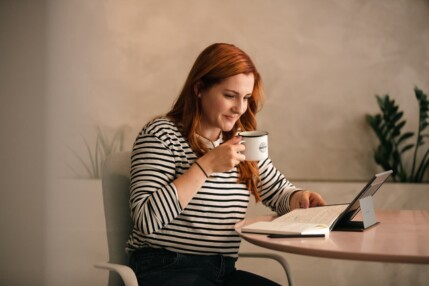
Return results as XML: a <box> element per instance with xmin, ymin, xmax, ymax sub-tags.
<box><xmin>366</xmin><ymin>87</ymin><xmax>429</xmax><ymax>182</ymax></box>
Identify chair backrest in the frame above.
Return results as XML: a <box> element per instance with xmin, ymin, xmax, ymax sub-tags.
<box><xmin>101</xmin><ymin>151</ymin><xmax>133</xmax><ymax>265</ymax></box>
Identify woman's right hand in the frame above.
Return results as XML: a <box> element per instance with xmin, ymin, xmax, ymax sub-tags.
<box><xmin>198</xmin><ymin>136</ymin><xmax>245</xmax><ymax>175</ymax></box>
<box><xmin>175</xmin><ymin>136</ymin><xmax>245</xmax><ymax>208</ymax></box>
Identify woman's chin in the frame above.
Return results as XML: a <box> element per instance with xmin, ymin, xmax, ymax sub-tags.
<box><xmin>221</xmin><ymin>124</ymin><xmax>235</xmax><ymax>132</ymax></box>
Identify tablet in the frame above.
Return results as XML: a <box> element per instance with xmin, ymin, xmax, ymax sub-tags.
<box><xmin>333</xmin><ymin>170</ymin><xmax>393</xmax><ymax>230</ymax></box>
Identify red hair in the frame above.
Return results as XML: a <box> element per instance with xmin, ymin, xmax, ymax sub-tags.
<box><xmin>167</xmin><ymin>43</ymin><xmax>264</xmax><ymax>201</ymax></box>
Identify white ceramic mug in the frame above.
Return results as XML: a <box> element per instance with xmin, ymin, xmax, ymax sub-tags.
<box><xmin>239</xmin><ymin>131</ymin><xmax>269</xmax><ymax>161</ymax></box>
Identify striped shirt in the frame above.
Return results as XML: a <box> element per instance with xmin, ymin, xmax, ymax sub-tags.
<box><xmin>127</xmin><ymin>117</ymin><xmax>300</xmax><ymax>257</ymax></box>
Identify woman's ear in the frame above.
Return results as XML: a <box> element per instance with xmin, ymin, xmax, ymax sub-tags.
<box><xmin>194</xmin><ymin>82</ymin><xmax>202</xmax><ymax>98</ymax></box>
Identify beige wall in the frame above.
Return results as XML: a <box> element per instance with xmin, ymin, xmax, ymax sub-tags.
<box><xmin>2</xmin><ymin>1</ymin><xmax>429</xmax><ymax>285</ymax></box>
<box><xmin>47</xmin><ymin>0</ymin><xmax>429</xmax><ymax>181</ymax></box>
<box><xmin>0</xmin><ymin>1</ymin><xmax>47</xmax><ymax>286</ymax></box>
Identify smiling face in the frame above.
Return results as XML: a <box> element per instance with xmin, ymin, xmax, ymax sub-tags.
<box><xmin>198</xmin><ymin>73</ymin><xmax>255</xmax><ymax>141</ymax></box>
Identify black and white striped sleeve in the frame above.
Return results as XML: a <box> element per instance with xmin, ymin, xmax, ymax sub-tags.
<box><xmin>129</xmin><ymin>131</ymin><xmax>183</xmax><ymax>235</ymax></box>
<box><xmin>258</xmin><ymin>158</ymin><xmax>302</xmax><ymax>215</ymax></box>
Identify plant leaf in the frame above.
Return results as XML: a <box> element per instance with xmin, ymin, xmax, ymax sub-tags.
<box><xmin>397</xmin><ymin>132</ymin><xmax>414</xmax><ymax>145</ymax></box>
<box><xmin>400</xmin><ymin>144</ymin><xmax>414</xmax><ymax>154</ymax></box>
<box><xmin>83</xmin><ymin>137</ymin><xmax>96</xmax><ymax>178</ymax></box>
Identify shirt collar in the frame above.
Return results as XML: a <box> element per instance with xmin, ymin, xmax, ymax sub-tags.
<box><xmin>196</xmin><ymin>133</ymin><xmax>223</xmax><ymax>150</ymax></box>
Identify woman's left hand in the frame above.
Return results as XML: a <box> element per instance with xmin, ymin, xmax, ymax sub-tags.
<box><xmin>289</xmin><ymin>190</ymin><xmax>326</xmax><ymax>210</ymax></box>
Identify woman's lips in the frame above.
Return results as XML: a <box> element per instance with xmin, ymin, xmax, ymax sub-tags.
<box><xmin>224</xmin><ymin>115</ymin><xmax>238</xmax><ymax>121</ymax></box>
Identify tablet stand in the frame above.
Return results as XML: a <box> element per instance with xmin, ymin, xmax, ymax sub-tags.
<box><xmin>333</xmin><ymin>196</ymin><xmax>379</xmax><ymax>232</ymax></box>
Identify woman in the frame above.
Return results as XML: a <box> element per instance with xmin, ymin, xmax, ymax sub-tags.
<box><xmin>128</xmin><ymin>43</ymin><xmax>326</xmax><ymax>285</ymax></box>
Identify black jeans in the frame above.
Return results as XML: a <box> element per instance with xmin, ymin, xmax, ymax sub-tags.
<box><xmin>129</xmin><ymin>247</ymin><xmax>280</xmax><ymax>286</ymax></box>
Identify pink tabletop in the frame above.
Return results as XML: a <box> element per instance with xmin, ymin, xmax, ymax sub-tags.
<box><xmin>235</xmin><ymin>210</ymin><xmax>429</xmax><ymax>264</ymax></box>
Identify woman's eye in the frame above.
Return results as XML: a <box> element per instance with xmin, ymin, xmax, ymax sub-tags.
<box><xmin>224</xmin><ymin>94</ymin><xmax>235</xmax><ymax>98</ymax></box>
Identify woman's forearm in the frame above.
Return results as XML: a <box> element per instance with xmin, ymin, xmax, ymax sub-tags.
<box><xmin>173</xmin><ymin>158</ymin><xmax>212</xmax><ymax>208</ymax></box>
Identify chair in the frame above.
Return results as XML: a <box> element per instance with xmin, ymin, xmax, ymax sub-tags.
<box><xmin>95</xmin><ymin>151</ymin><xmax>294</xmax><ymax>286</ymax></box>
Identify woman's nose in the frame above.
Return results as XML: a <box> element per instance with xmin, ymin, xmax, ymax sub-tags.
<box><xmin>233</xmin><ymin>99</ymin><xmax>246</xmax><ymax>114</ymax></box>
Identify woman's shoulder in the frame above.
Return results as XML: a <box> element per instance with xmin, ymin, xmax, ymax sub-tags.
<box><xmin>144</xmin><ymin>116</ymin><xmax>174</xmax><ymax>130</ymax></box>
<box><xmin>141</xmin><ymin>116</ymin><xmax>181</xmax><ymax>138</ymax></box>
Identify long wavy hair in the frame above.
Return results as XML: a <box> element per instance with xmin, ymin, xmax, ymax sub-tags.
<box><xmin>167</xmin><ymin>43</ymin><xmax>264</xmax><ymax>201</ymax></box>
